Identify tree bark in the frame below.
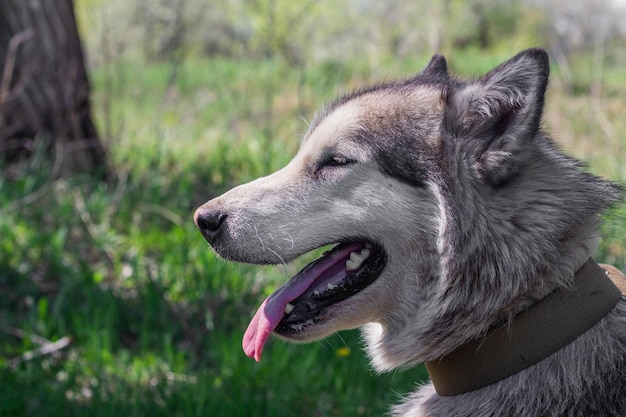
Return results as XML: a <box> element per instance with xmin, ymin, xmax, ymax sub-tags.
<box><xmin>0</xmin><ymin>0</ymin><xmax>110</xmax><ymax>180</ymax></box>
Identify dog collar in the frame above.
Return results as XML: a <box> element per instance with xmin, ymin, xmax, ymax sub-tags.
<box><xmin>424</xmin><ymin>258</ymin><xmax>623</xmax><ymax>396</ymax></box>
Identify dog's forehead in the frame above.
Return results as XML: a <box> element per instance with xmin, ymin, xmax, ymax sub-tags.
<box><xmin>301</xmin><ymin>85</ymin><xmax>443</xmax><ymax>157</ymax></box>
<box><xmin>300</xmin><ymin>100</ymin><xmax>367</xmax><ymax>157</ymax></box>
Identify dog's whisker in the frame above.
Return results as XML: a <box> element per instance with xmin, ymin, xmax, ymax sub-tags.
<box><xmin>316</xmin><ymin>338</ymin><xmax>334</xmax><ymax>352</ymax></box>
<box><xmin>298</xmin><ymin>115</ymin><xmax>310</xmax><ymax>129</ymax></box>
<box><xmin>335</xmin><ymin>332</ymin><xmax>350</xmax><ymax>351</ymax></box>
<box><xmin>267</xmin><ymin>247</ymin><xmax>287</xmax><ymax>266</ymax></box>
<box><xmin>282</xmin><ymin>234</ymin><xmax>295</xmax><ymax>250</ymax></box>
<box><xmin>253</xmin><ymin>225</ymin><xmax>266</xmax><ymax>252</ymax></box>
<box><xmin>273</xmin><ymin>256</ymin><xmax>292</xmax><ymax>273</ymax></box>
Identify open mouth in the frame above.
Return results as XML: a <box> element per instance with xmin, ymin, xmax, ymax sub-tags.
<box><xmin>242</xmin><ymin>241</ymin><xmax>386</xmax><ymax>361</ymax></box>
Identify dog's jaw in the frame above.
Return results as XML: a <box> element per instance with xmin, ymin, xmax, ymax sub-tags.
<box><xmin>242</xmin><ymin>241</ymin><xmax>387</xmax><ymax>361</ymax></box>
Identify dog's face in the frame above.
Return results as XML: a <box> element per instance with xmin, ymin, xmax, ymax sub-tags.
<box><xmin>194</xmin><ymin>86</ymin><xmax>444</xmax><ymax>361</ymax></box>
<box><xmin>195</xmin><ymin>49</ymin><xmax>597</xmax><ymax>369</ymax></box>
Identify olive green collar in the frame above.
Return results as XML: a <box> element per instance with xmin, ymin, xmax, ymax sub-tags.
<box><xmin>425</xmin><ymin>259</ymin><xmax>622</xmax><ymax>396</ymax></box>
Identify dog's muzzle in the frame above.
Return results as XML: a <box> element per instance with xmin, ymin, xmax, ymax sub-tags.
<box><xmin>194</xmin><ymin>207</ymin><xmax>227</xmax><ymax>243</ymax></box>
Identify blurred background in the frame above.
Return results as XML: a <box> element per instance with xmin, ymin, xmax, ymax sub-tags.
<box><xmin>1</xmin><ymin>0</ymin><xmax>625</xmax><ymax>416</ymax></box>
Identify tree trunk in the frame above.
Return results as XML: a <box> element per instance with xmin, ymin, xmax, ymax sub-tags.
<box><xmin>0</xmin><ymin>0</ymin><xmax>110</xmax><ymax>180</ymax></box>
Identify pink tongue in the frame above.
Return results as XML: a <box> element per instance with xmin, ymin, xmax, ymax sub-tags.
<box><xmin>242</xmin><ymin>243</ymin><xmax>362</xmax><ymax>361</ymax></box>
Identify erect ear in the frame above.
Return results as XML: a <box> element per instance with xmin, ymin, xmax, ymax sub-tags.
<box><xmin>444</xmin><ymin>48</ymin><xmax>550</xmax><ymax>185</ymax></box>
<box><xmin>421</xmin><ymin>54</ymin><xmax>448</xmax><ymax>78</ymax></box>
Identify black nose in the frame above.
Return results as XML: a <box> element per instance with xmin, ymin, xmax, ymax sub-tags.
<box><xmin>194</xmin><ymin>207</ymin><xmax>227</xmax><ymax>242</ymax></box>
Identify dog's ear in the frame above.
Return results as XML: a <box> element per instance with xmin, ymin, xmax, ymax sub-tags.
<box><xmin>445</xmin><ymin>48</ymin><xmax>550</xmax><ymax>185</ymax></box>
<box><xmin>421</xmin><ymin>54</ymin><xmax>448</xmax><ymax>79</ymax></box>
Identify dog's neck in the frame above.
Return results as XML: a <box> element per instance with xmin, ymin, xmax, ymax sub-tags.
<box><xmin>424</xmin><ymin>259</ymin><xmax>622</xmax><ymax>396</ymax></box>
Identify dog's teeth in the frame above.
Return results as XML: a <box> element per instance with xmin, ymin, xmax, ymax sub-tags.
<box><xmin>285</xmin><ymin>303</ymin><xmax>294</xmax><ymax>314</ymax></box>
<box><xmin>345</xmin><ymin>248</ymin><xmax>371</xmax><ymax>271</ymax></box>
<box><xmin>313</xmin><ymin>290</ymin><xmax>320</xmax><ymax>296</ymax></box>
<box><xmin>327</xmin><ymin>283</ymin><xmax>338</xmax><ymax>291</ymax></box>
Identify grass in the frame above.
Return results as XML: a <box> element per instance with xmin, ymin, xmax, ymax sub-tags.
<box><xmin>1</xmin><ymin>48</ymin><xmax>625</xmax><ymax>416</ymax></box>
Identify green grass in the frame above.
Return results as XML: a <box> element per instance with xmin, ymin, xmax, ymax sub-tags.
<box><xmin>1</xmin><ymin>50</ymin><xmax>625</xmax><ymax>416</ymax></box>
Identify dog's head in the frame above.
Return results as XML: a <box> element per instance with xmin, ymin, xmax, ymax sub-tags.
<box><xmin>194</xmin><ymin>49</ymin><xmax>620</xmax><ymax>370</ymax></box>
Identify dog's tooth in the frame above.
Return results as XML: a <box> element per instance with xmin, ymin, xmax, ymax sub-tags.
<box><xmin>285</xmin><ymin>303</ymin><xmax>294</xmax><ymax>314</ymax></box>
<box><xmin>327</xmin><ymin>283</ymin><xmax>338</xmax><ymax>291</ymax></box>
<box><xmin>346</xmin><ymin>253</ymin><xmax>362</xmax><ymax>271</ymax></box>
<box><xmin>346</xmin><ymin>248</ymin><xmax>371</xmax><ymax>271</ymax></box>
<box><xmin>346</xmin><ymin>258</ymin><xmax>359</xmax><ymax>271</ymax></box>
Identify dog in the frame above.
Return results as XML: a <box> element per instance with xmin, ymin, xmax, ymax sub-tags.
<box><xmin>194</xmin><ymin>48</ymin><xmax>626</xmax><ymax>416</ymax></box>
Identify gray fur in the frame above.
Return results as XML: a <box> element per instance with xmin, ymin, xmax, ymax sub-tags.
<box><xmin>194</xmin><ymin>49</ymin><xmax>625</xmax><ymax>416</ymax></box>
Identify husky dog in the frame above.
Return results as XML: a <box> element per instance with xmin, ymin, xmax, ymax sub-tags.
<box><xmin>194</xmin><ymin>49</ymin><xmax>626</xmax><ymax>416</ymax></box>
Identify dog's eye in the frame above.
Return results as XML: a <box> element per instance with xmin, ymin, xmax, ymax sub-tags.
<box><xmin>324</xmin><ymin>155</ymin><xmax>355</xmax><ymax>167</ymax></box>
<box><xmin>320</xmin><ymin>155</ymin><xmax>356</xmax><ymax>168</ymax></box>
<box><xmin>313</xmin><ymin>155</ymin><xmax>356</xmax><ymax>179</ymax></box>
